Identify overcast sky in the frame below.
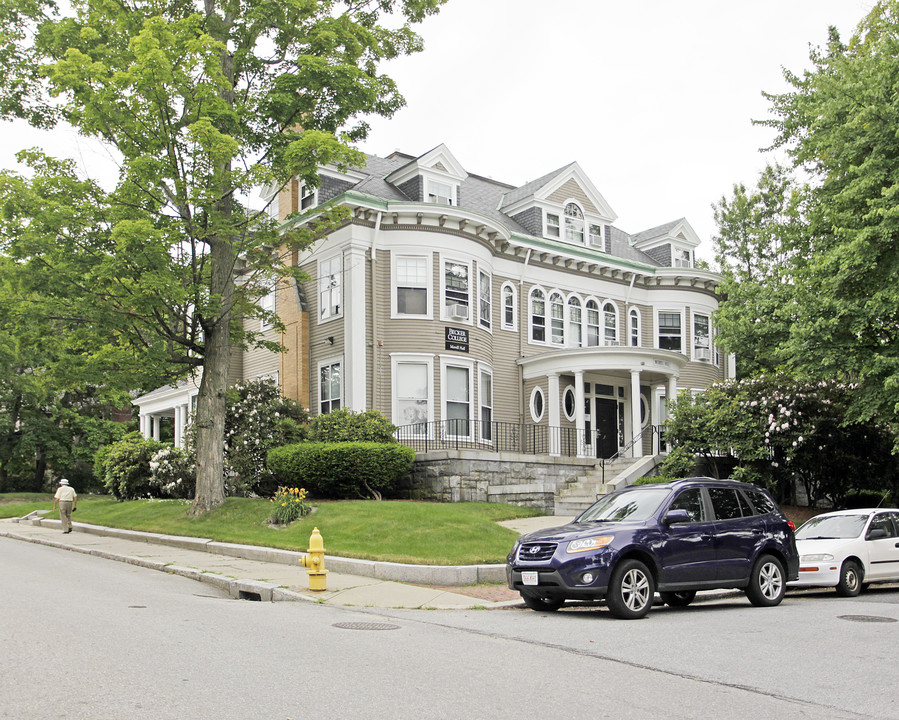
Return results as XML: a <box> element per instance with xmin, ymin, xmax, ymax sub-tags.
<box><xmin>0</xmin><ymin>0</ymin><xmax>874</xmax><ymax>263</ymax></box>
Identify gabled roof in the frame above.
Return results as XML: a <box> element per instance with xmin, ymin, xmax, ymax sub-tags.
<box><xmin>384</xmin><ymin>143</ymin><xmax>469</xmax><ymax>186</ymax></box>
<box><xmin>500</xmin><ymin>161</ymin><xmax>617</xmax><ymax>222</ymax></box>
<box><xmin>631</xmin><ymin>218</ymin><xmax>700</xmax><ymax>250</ymax></box>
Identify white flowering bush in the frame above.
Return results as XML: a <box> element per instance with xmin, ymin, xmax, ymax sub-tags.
<box><xmin>149</xmin><ymin>446</ymin><xmax>195</xmax><ymax>499</ymax></box>
<box><xmin>665</xmin><ymin>374</ymin><xmax>899</xmax><ymax>507</ymax></box>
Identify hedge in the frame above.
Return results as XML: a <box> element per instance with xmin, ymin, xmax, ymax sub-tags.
<box><xmin>267</xmin><ymin>441</ymin><xmax>415</xmax><ymax>500</ymax></box>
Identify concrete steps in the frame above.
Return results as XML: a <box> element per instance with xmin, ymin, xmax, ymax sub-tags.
<box><xmin>553</xmin><ymin>455</ymin><xmax>664</xmax><ymax>516</ymax></box>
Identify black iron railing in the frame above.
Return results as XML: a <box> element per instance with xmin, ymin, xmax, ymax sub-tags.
<box><xmin>395</xmin><ymin>420</ymin><xmax>600</xmax><ymax>458</ymax></box>
<box><xmin>598</xmin><ymin>424</ymin><xmax>667</xmax><ymax>484</ymax></box>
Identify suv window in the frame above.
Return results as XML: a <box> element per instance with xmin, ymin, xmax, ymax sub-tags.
<box><xmin>709</xmin><ymin>488</ymin><xmax>744</xmax><ymax>520</ymax></box>
<box><xmin>746</xmin><ymin>489</ymin><xmax>776</xmax><ymax>515</ymax></box>
<box><xmin>668</xmin><ymin>488</ymin><xmax>705</xmax><ymax>522</ymax></box>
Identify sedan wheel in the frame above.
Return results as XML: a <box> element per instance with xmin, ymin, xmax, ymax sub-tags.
<box><xmin>836</xmin><ymin>560</ymin><xmax>862</xmax><ymax>597</ymax></box>
<box><xmin>746</xmin><ymin>554</ymin><xmax>785</xmax><ymax>607</ymax></box>
<box><xmin>520</xmin><ymin>593</ymin><xmax>564</xmax><ymax>612</ymax></box>
<box><xmin>607</xmin><ymin>559</ymin><xmax>655</xmax><ymax>619</ymax></box>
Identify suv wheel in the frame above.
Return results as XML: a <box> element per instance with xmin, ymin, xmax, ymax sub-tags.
<box><xmin>660</xmin><ymin>590</ymin><xmax>696</xmax><ymax>607</ymax></box>
<box><xmin>746</xmin><ymin>554</ymin><xmax>785</xmax><ymax>607</ymax></box>
<box><xmin>836</xmin><ymin>560</ymin><xmax>862</xmax><ymax>597</ymax></box>
<box><xmin>520</xmin><ymin>593</ymin><xmax>564</xmax><ymax>612</ymax></box>
<box><xmin>607</xmin><ymin>559</ymin><xmax>655</xmax><ymax>619</ymax></box>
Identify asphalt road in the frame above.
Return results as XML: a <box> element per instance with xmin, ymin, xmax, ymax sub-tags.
<box><xmin>3</xmin><ymin>539</ymin><xmax>897</xmax><ymax>719</ymax></box>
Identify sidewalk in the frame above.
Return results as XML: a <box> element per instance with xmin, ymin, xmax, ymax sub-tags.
<box><xmin>0</xmin><ymin>513</ymin><xmax>571</xmax><ymax>610</ymax></box>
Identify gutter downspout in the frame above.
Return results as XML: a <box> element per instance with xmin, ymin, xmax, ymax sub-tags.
<box><xmin>518</xmin><ymin>249</ymin><xmax>532</xmax><ymax>428</ymax></box>
<box><xmin>371</xmin><ymin>211</ymin><xmax>383</xmax><ymax>413</ymax></box>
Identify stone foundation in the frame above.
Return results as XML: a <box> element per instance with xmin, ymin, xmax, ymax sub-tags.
<box><xmin>400</xmin><ymin>449</ymin><xmax>597</xmax><ymax>515</ymax></box>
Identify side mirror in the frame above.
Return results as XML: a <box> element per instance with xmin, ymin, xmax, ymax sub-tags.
<box><xmin>664</xmin><ymin>509</ymin><xmax>691</xmax><ymax>525</ymax></box>
<box><xmin>867</xmin><ymin>528</ymin><xmax>888</xmax><ymax>541</ymax></box>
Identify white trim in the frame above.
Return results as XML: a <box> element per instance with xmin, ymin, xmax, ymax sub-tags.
<box><xmin>562</xmin><ymin>385</ymin><xmax>577</xmax><ymax>422</ymax></box>
<box><xmin>440</xmin><ymin>256</ymin><xmax>473</xmax><ymax>324</ymax></box>
<box><xmin>500</xmin><ymin>281</ymin><xmax>518</xmax><ymax>332</ymax></box>
<box><xmin>440</xmin><ymin>356</ymin><xmax>474</xmax><ymax>440</ymax></box>
<box><xmin>628</xmin><ymin>306</ymin><xmax>642</xmax><ymax>348</ymax></box>
<box><xmin>478</xmin><ymin>362</ymin><xmax>494</xmax><ymax>444</ymax></box>
<box><xmin>391</xmin><ymin>251</ymin><xmax>432</xmax><ymax>319</ymax></box>
<box><xmin>391</xmin><ymin>353</ymin><xmax>434</xmax><ymax>431</ymax></box>
<box><xmin>477</xmin><ymin>269</ymin><xmax>492</xmax><ymax>330</ymax></box>
<box><xmin>317</xmin><ymin>355</ymin><xmax>343</xmax><ymax>415</ymax></box>
<box><xmin>692</xmin><ymin>311</ymin><xmax>712</xmax><ymax>362</ymax></box>
<box><xmin>317</xmin><ymin>253</ymin><xmax>343</xmax><ymax>323</ymax></box>
<box><xmin>530</xmin><ymin>386</ymin><xmax>545</xmax><ymax>423</ymax></box>
<box><xmin>656</xmin><ymin>307</ymin><xmax>685</xmax><ymax>354</ymax></box>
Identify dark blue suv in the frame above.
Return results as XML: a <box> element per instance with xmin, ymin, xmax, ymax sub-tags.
<box><xmin>506</xmin><ymin>478</ymin><xmax>799</xmax><ymax>619</ymax></box>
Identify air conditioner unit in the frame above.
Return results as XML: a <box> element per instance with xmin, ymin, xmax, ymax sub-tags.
<box><xmin>695</xmin><ymin>347</ymin><xmax>711</xmax><ymax>361</ymax></box>
<box><xmin>448</xmin><ymin>303</ymin><xmax>469</xmax><ymax>320</ymax></box>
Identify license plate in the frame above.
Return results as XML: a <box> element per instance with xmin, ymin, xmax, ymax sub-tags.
<box><xmin>522</xmin><ymin>571</ymin><xmax>539</xmax><ymax>586</ymax></box>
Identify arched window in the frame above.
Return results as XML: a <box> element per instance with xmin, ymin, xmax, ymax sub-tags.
<box><xmin>603</xmin><ymin>302</ymin><xmax>618</xmax><ymax>345</ymax></box>
<box><xmin>502</xmin><ymin>283</ymin><xmax>517</xmax><ymax>330</ymax></box>
<box><xmin>568</xmin><ymin>296</ymin><xmax>582</xmax><ymax>347</ymax></box>
<box><xmin>629</xmin><ymin>307</ymin><xmax>641</xmax><ymax>347</ymax></box>
<box><xmin>530</xmin><ymin>288</ymin><xmax>546</xmax><ymax>342</ymax></box>
<box><xmin>564</xmin><ymin>203</ymin><xmax>585</xmax><ymax>244</ymax></box>
<box><xmin>550</xmin><ymin>292</ymin><xmax>565</xmax><ymax>345</ymax></box>
<box><xmin>586</xmin><ymin>299</ymin><xmax>600</xmax><ymax>347</ymax></box>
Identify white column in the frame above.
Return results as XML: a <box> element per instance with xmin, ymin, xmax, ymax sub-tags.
<box><xmin>151</xmin><ymin>415</ymin><xmax>161</xmax><ymax>442</ymax></box>
<box><xmin>139</xmin><ymin>413</ymin><xmax>150</xmax><ymax>439</ymax></box>
<box><xmin>630</xmin><ymin>369</ymin><xmax>643</xmax><ymax>458</ymax></box>
<box><xmin>666</xmin><ymin>376</ymin><xmax>678</xmax><ymax>453</ymax></box>
<box><xmin>574</xmin><ymin>370</ymin><xmax>586</xmax><ymax>458</ymax></box>
<box><xmin>174</xmin><ymin>406</ymin><xmax>182</xmax><ymax>448</ymax></box>
<box><xmin>548</xmin><ymin>373</ymin><xmax>561</xmax><ymax>456</ymax></box>
<box><xmin>344</xmin><ymin>245</ymin><xmax>368</xmax><ymax>411</ymax></box>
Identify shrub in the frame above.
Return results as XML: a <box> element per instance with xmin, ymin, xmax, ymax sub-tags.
<box><xmin>149</xmin><ymin>445</ymin><xmax>196</xmax><ymax>499</ymax></box>
<box><xmin>308</xmin><ymin>408</ymin><xmax>396</xmax><ymax>443</ymax></box>
<box><xmin>268</xmin><ymin>486</ymin><xmax>311</xmax><ymax>525</ymax></box>
<box><xmin>634</xmin><ymin>476</ymin><xmax>677</xmax><ymax>485</ymax></box>
<box><xmin>843</xmin><ymin>489</ymin><xmax>891</xmax><ymax>510</ymax></box>
<box><xmin>268</xmin><ymin>441</ymin><xmax>415</xmax><ymax>500</ymax></box>
<box><xmin>99</xmin><ymin>432</ymin><xmax>166</xmax><ymax>500</ymax></box>
<box><xmin>657</xmin><ymin>444</ymin><xmax>697</xmax><ymax>479</ymax></box>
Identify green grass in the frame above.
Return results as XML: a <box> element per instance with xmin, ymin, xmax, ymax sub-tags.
<box><xmin>0</xmin><ymin>494</ymin><xmax>542</xmax><ymax>565</ymax></box>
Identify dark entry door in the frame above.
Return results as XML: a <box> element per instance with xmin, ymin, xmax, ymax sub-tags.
<box><xmin>595</xmin><ymin>398</ymin><xmax>618</xmax><ymax>459</ymax></box>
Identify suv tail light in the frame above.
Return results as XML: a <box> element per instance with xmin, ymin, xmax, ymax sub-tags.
<box><xmin>787</xmin><ymin>521</ymin><xmax>796</xmax><ymax>532</ymax></box>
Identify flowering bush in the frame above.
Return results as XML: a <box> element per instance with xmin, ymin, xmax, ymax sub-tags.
<box><xmin>149</xmin><ymin>445</ymin><xmax>196</xmax><ymax>499</ymax></box>
<box><xmin>665</xmin><ymin>374</ymin><xmax>899</xmax><ymax>507</ymax></box>
<box><xmin>268</xmin><ymin>486</ymin><xmax>311</xmax><ymax>525</ymax></box>
<box><xmin>98</xmin><ymin>432</ymin><xmax>165</xmax><ymax>500</ymax></box>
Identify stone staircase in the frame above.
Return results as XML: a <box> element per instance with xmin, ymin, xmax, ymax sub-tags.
<box><xmin>553</xmin><ymin>455</ymin><xmax>663</xmax><ymax>516</ymax></box>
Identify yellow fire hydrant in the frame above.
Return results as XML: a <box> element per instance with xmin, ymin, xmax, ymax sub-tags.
<box><xmin>299</xmin><ymin>527</ymin><xmax>328</xmax><ymax>591</ymax></box>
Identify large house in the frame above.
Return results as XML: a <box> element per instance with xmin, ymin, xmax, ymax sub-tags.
<box><xmin>134</xmin><ymin>144</ymin><xmax>730</xmax><ymax>510</ymax></box>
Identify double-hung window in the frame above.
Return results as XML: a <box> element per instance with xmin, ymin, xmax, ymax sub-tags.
<box><xmin>545</xmin><ymin>213</ymin><xmax>560</xmax><ymax>239</ymax></box>
<box><xmin>426</xmin><ymin>179</ymin><xmax>454</xmax><ymax>205</ymax></box>
<box><xmin>502</xmin><ymin>283</ymin><xmax>517</xmax><ymax>331</ymax></box>
<box><xmin>478</xmin><ymin>271</ymin><xmax>491</xmax><ymax>329</ymax></box>
<box><xmin>531</xmin><ymin>289</ymin><xmax>546</xmax><ymax>342</ymax></box>
<box><xmin>260</xmin><ymin>285</ymin><xmax>277</xmax><ymax>331</ymax></box>
<box><xmin>629</xmin><ymin>308</ymin><xmax>641</xmax><ymax>347</ymax></box>
<box><xmin>444</xmin><ymin>261</ymin><xmax>470</xmax><ymax>320</ymax></box>
<box><xmin>550</xmin><ymin>292</ymin><xmax>565</xmax><ymax>345</ymax></box>
<box><xmin>586</xmin><ymin>300</ymin><xmax>600</xmax><ymax>347</ymax></box>
<box><xmin>568</xmin><ymin>296</ymin><xmax>583</xmax><ymax>347</ymax></box>
<box><xmin>319</xmin><ymin>255</ymin><xmax>341</xmax><ymax>320</ymax></box>
<box><xmin>673</xmin><ymin>248</ymin><xmax>692</xmax><ymax>268</ymax></box>
<box><xmin>564</xmin><ymin>203</ymin><xmax>585</xmax><ymax>244</ymax></box>
<box><xmin>445</xmin><ymin>365</ymin><xmax>471</xmax><ymax>438</ymax></box>
<box><xmin>395</xmin><ymin>360</ymin><xmax>431</xmax><ymax>434</ymax></box>
<box><xmin>479</xmin><ymin>368</ymin><xmax>493</xmax><ymax>442</ymax></box>
<box><xmin>693</xmin><ymin>313</ymin><xmax>711</xmax><ymax>361</ymax></box>
<box><xmin>319</xmin><ymin>361</ymin><xmax>341</xmax><ymax>414</ymax></box>
<box><xmin>658</xmin><ymin>311</ymin><xmax>683</xmax><ymax>352</ymax></box>
<box><xmin>603</xmin><ymin>302</ymin><xmax>618</xmax><ymax>345</ymax></box>
<box><xmin>395</xmin><ymin>255</ymin><xmax>428</xmax><ymax>316</ymax></box>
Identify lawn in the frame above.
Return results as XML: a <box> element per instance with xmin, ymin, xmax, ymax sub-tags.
<box><xmin>0</xmin><ymin>494</ymin><xmax>542</xmax><ymax>565</ymax></box>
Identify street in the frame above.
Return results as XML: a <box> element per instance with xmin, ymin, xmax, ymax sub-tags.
<box><xmin>2</xmin><ymin>539</ymin><xmax>896</xmax><ymax>719</ymax></box>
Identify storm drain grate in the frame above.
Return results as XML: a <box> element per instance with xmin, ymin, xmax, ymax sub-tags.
<box><xmin>332</xmin><ymin>622</ymin><xmax>400</xmax><ymax>631</ymax></box>
<box><xmin>838</xmin><ymin>615</ymin><xmax>897</xmax><ymax>624</ymax></box>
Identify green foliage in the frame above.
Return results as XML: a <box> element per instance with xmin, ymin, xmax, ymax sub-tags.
<box><xmin>268</xmin><ymin>441</ymin><xmax>415</xmax><ymax>500</ymax></box>
<box><xmin>100</xmin><ymin>432</ymin><xmax>166</xmax><ymax>500</ymax></box>
<box><xmin>0</xmin><ymin>0</ymin><xmax>446</xmax><ymax>513</ymax></box>
<box><xmin>148</xmin><ymin>445</ymin><xmax>195</xmax><ymax>500</ymax></box>
<box><xmin>308</xmin><ymin>408</ymin><xmax>397</xmax><ymax>443</ymax></box>
<box><xmin>656</xmin><ymin>445</ymin><xmax>698</xmax><ymax>479</ymax></box>
<box><xmin>664</xmin><ymin>376</ymin><xmax>899</xmax><ymax>506</ymax></box>
<box><xmin>633</xmin><ymin>476</ymin><xmax>676</xmax><ymax>485</ymax></box>
<box><xmin>268</xmin><ymin>486</ymin><xmax>311</xmax><ymax>525</ymax></box>
<box><xmin>219</xmin><ymin>378</ymin><xmax>309</xmax><ymax>496</ymax></box>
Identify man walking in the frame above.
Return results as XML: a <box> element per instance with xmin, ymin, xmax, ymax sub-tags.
<box><xmin>54</xmin><ymin>478</ymin><xmax>77</xmax><ymax>534</ymax></box>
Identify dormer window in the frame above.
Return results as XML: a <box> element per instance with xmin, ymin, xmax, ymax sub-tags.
<box><xmin>589</xmin><ymin>224</ymin><xmax>606</xmax><ymax>252</ymax></box>
<box><xmin>673</xmin><ymin>248</ymin><xmax>692</xmax><ymax>268</ymax></box>
<box><xmin>300</xmin><ymin>182</ymin><xmax>317</xmax><ymax>211</ymax></box>
<box><xmin>564</xmin><ymin>203</ymin><xmax>585</xmax><ymax>244</ymax></box>
<box><xmin>426</xmin><ymin>179</ymin><xmax>454</xmax><ymax>205</ymax></box>
<box><xmin>546</xmin><ymin>213</ymin><xmax>560</xmax><ymax>238</ymax></box>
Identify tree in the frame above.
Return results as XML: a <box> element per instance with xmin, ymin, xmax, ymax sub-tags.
<box><xmin>712</xmin><ymin>163</ymin><xmax>807</xmax><ymax>377</ymax></box>
<box><xmin>757</xmin><ymin>2</ymin><xmax>899</xmax><ymax>433</ymax></box>
<box><xmin>0</xmin><ymin>0</ymin><xmax>446</xmax><ymax>514</ymax></box>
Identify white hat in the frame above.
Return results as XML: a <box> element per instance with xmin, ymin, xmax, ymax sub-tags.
<box><xmin>59</xmin><ymin>478</ymin><xmax>69</xmax><ymax>485</ymax></box>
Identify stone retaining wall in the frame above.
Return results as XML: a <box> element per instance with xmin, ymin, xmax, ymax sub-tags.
<box><xmin>401</xmin><ymin>449</ymin><xmax>597</xmax><ymax>514</ymax></box>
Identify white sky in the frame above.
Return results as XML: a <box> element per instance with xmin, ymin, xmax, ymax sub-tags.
<box><xmin>1</xmin><ymin>0</ymin><xmax>874</xmax><ymax>264</ymax></box>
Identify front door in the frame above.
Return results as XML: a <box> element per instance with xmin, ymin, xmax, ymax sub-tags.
<box><xmin>595</xmin><ymin>398</ymin><xmax>618</xmax><ymax>459</ymax></box>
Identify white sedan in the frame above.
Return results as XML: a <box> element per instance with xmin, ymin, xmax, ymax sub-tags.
<box><xmin>788</xmin><ymin>508</ymin><xmax>899</xmax><ymax>596</ymax></box>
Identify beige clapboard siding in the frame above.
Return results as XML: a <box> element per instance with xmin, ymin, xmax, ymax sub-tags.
<box><xmin>547</xmin><ymin>178</ymin><xmax>600</xmax><ymax>214</ymax></box>
<box><xmin>300</xmin><ymin>255</ymin><xmax>345</xmax><ymax>414</ymax></box>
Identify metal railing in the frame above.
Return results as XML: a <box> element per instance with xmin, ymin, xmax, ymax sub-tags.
<box><xmin>395</xmin><ymin>420</ymin><xmax>600</xmax><ymax>458</ymax></box>
<box><xmin>598</xmin><ymin>424</ymin><xmax>667</xmax><ymax>484</ymax></box>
